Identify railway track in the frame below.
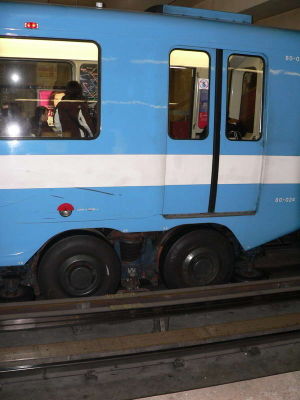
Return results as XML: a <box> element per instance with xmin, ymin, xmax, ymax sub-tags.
<box><xmin>1</xmin><ymin>276</ymin><xmax>300</xmax><ymax>331</ymax></box>
<box><xmin>1</xmin><ymin>277</ymin><xmax>300</xmax><ymax>399</ymax></box>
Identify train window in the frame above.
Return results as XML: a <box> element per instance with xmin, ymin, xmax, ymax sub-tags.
<box><xmin>0</xmin><ymin>38</ymin><xmax>99</xmax><ymax>139</ymax></box>
<box><xmin>169</xmin><ymin>49</ymin><xmax>209</xmax><ymax>140</ymax></box>
<box><xmin>226</xmin><ymin>54</ymin><xmax>264</xmax><ymax>141</ymax></box>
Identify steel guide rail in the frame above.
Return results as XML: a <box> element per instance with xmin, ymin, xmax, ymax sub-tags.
<box><xmin>2</xmin><ymin>330</ymin><xmax>300</xmax><ymax>400</ymax></box>
<box><xmin>1</xmin><ymin>311</ymin><xmax>300</xmax><ymax>371</ymax></box>
<box><xmin>1</xmin><ymin>276</ymin><xmax>300</xmax><ymax>331</ymax></box>
<box><xmin>1</xmin><ymin>278</ymin><xmax>300</xmax><ymax>397</ymax></box>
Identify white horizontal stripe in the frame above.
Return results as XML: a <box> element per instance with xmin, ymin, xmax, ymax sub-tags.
<box><xmin>0</xmin><ymin>155</ymin><xmax>165</xmax><ymax>189</ymax></box>
<box><xmin>0</xmin><ymin>154</ymin><xmax>299</xmax><ymax>190</ymax></box>
<box><xmin>218</xmin><ymin>155</ymin><xmax>263</xmax><ymax>185</ymax></box>
<box><xmin>165</xmin><ymin>155</ymin><xmax>212</xmax><ymax>185</ymax></box>
<box><xmin>262</xmin><ymin>156</ymin><xmax>300</xmax><ymax>184</ymax></box>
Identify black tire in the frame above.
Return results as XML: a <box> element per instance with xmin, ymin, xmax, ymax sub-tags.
<box><xmin>162</xmin><ymin>229</ymin><xmax>234</xmax><ymax>289</ymax></box>
<box><xmin>38</xmin><ymin>235</ymin><xmax>121</xmax><ymax>299</ymax></box>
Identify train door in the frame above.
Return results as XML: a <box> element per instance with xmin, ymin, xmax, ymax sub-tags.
<box><xmin>163</xmin><ymin>48</ymin><xmax>216</xmax><ymax>215</ymax></box>
<box><xmin>215</xmin><ymin>51</ymin><xmax>265</xmax><ymax>214</ymax></box>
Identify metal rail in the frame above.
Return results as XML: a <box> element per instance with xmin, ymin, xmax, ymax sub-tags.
<box><xmin>1</xmin><ymin>311</ymin><xmax>300</xmax><ymax>370</ymax></box>
<box><xmin>1</xmin><ymin>278</ymin><xmax>300</xmax><ymax>399</ymax></box>
<box><xmin>1</xmin><ymin>276</ymin><xmax>300</xmax><ymax>331</ymax></box>
<box><xmin>2</xmin><ymin>330</ymin><xmax>300</xmax><ymax>400</ymax></box>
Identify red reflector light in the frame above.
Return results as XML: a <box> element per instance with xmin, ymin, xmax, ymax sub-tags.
<box><xmin>57</xmin><ymin>203</ymin><xmax>74</xmax><ymax>212</ymax></box>
<box><xmin>24</xmin><ymin>22</ymin><xmax>39</xmax><ymax>29</ymax></box>
<box><xmin>57</xmin><ymin>203</ymin><xmax>74</xmax><ymax>217</ymax></box>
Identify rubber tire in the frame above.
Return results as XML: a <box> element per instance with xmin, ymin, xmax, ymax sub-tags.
<box><xmin>162</xmin><ymin>229</ymin><xmax>234</xmax><ymax>289</ymax></box>
<box><xmin>38</xmin><ymin>235</ymin><xmax>121</xmax><ymax>299</ymax></box>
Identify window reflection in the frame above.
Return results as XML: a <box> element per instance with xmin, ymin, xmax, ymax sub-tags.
<box><xmin>0</xmin><ymin>38</ymin><xmax>98</xmax><ymax>139</ymax></box>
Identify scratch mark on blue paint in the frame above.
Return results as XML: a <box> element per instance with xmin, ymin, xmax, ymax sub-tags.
<box><xmin>270</xmin><ymin>69</ymin><xmax>300</xmax><ymax>77</ymax></box>
<box><xmin>131</xmin><ymin>59</ymin><xmax>167</xmax><ymax>64</ymax></box>
<box><xmin>51</xmin><ymin>195</ymin><xmax>64</xmax><ymax>199</ymax></box>
<box><xmin>76</xmin><ymin>187</ymin><xmax>115</xmax><ymax>196</ymax></box>
<box><xmin>270</xmin><ymin>69</ymin><xmax>283</xmax><ymax>75</ymax></box>
<box><xmin>0</xmin><ymin>200</ymin><xmax>26</xmax><ymax>207</ymax></box>
<box><xmin>285</xmin><ymin>71</ymin><xmax>300</xmax><ymax>77</ymax></box>
<box><xmin>102</xmin><ymin>100</ymin><xmax>167</xmax><ymax>109</ymax></box>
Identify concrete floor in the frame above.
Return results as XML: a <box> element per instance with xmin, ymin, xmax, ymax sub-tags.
<box><xmin>138</xmin><ymin>372</ymin><xmax>300</xmax><ymax>400</ymax></box>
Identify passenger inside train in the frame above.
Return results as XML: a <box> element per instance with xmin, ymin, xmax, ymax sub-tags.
<box><xmin>53</xmin><ymin>81</ymin><xmax>96</xmax><ymax>138</ymax></box>
<box><xmin>30</xmin><ymin>106</ymin><xmax>53</xmax><ymax>137</ymax></box>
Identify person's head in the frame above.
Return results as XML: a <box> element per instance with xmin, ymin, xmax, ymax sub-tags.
<box><xmin>64</xmin><ymin>81</ymin><xmax>83</xmax><ymax>100</ymax></box>
<box><xmin>53</xmin><ymin>92</ymin><xmax>65</xmax><ymax>107</ymax></box>
<box><xmin>49</xmin><ymin>91</ymin><xmax>65</xmax><ymax>108</ymax></box>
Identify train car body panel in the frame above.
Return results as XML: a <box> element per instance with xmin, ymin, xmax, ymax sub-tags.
<box><xmin>0</xmin><ymin>2</ymin><xmax>299</xmax><ymax>272</ymax></box>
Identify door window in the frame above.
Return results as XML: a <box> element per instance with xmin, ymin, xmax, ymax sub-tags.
<box><xmin>169</xmin><ymin>49</ymin><xmax>210</xmax><ymax>140</ymax></box>
<box><xmin>226</xmin><ymin>54</ymin><xmax>264</xmax><ymax>141</ymax></box>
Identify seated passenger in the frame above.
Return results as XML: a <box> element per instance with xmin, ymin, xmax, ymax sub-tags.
<box><xmin>30</xmin><ymin>106</ymin><xmax>53</xmax><ymax>137</ymax></box>
<box><xmin>54</xmin><ymin>81</ymin><xmax>95</xmax><ymax>138</ymax></box>
<box><xmin>227</xmin><ymin>118</ymin><xmax>245</xmax><ymax>140</ymax></box>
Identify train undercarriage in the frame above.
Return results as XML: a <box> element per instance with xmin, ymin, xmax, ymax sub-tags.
<box><xmin>0</xmin><ymin>227</ymin><xmax>299</xmax><ymax>301</ymax></box>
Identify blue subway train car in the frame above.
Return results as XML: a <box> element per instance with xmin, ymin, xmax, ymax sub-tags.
<box><xmin>0</xmin><ymin>2</ymin><xmax>299</xmax><ymax>299</ymax></box>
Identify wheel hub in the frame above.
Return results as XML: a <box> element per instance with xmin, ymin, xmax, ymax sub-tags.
<box><xmin>69</xmin><ymin>266</ymin><xmax>94</xmax><ymax>290</ymax></box>
<box><xmin>59</xmin><ymin>255</ymin><xmax>101</xmax><ymax>297</ymax></box>
<box><xmin>183</xmin><ymin>248</ymin><xmax>219</xmax><ymax>285</ymax></box>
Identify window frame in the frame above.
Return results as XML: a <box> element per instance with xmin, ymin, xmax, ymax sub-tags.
<box><xmin>226</xmin><ymin>53</ymin><xmax>265</xmax><ymax>142</ymax></box>
<box><xmin>0</xmin><ymin>36</ymin><xmax>101</xmax><ymax>141</ymax></box>
<box><xmin>168</xmin><ymin>48</ymin><xmax>211</xmax><ymax>141</ymax></box>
